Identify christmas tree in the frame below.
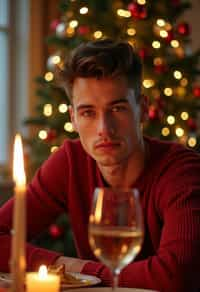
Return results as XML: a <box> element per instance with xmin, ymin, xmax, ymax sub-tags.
<box><xmin>24</xmin><ymin>0</ymin><xmax>200</xmax><ymax>255</ymax></box>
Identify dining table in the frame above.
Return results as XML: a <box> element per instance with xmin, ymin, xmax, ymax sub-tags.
<box><xmin>0</xmin><ymin>272</ymin><xmax>157</xmax><ymax>292</ymax></box>
<box><xmin>65</xmin><ymin>288</ymin><xmax>156</xmax><ymax>292</ymax></box>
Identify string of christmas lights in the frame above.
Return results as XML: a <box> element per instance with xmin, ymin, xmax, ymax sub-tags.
<box><xmin>25</xmin><ymin>0</ymin><xmax>200</xmax><ymax>175</ymax></box>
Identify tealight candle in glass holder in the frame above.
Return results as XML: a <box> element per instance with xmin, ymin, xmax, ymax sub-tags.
<box><xmin>26</xmin><ymin>265</ymin><xmax>60</xmax><ymax>292</ymax></box>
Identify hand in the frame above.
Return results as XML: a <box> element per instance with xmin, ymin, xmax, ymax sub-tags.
<box><xmin>53</xmin><ymin>256</ymin><xmax>91</xmax><ymax>273</ymax></box>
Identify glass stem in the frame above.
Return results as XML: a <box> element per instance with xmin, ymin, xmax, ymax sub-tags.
<box><xmin>112</xmin><ymin>271</ymin><xmax>119</xmax><ymax>291</ymax></box>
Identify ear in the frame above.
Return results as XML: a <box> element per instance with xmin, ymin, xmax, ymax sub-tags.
<box><xmin>140</xmin><ymin>94</ymin><xmax>149</xmax><ymax>123</ymax></box>
<box><xmin>69</xmin><ymin>105</ymin><xmax>78</xmax><ymax>132</ymax></box>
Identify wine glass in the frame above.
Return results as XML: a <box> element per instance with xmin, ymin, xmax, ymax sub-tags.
<box><xmin>88</xmin><ymin>187</ymin><xmax>144</xmax><ymax>290</ymax></box>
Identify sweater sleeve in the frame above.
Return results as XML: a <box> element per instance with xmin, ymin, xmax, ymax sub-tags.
<box><xmin>0</xmin><ymin>142</ymin><xmax>69</xmax><ymax>272</ymax></box>
<box><xmin>82</xmin><ymin>186</ymin><xmax>200</xmax><ymax>292</ymax></box>
<box><xmin>83</xmin><ymin>149</ymin><xmax>200</xmax><ymax>292</ymax></box>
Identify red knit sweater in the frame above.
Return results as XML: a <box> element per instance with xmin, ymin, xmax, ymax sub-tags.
<box><xmin>0</xmin><ymin>136</ymin><xmax>200</xmax><ymax>291</ymax></box>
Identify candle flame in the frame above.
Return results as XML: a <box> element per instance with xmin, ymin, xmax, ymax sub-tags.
<box><xmin>38</xmin><ymin>265</ymin><xmax>48</xmax><ymax>279</ymax></box>
<box><xmin>13</xmin><ymin>134</ymin><xmax>26</xmax><ymax>187</ymax></box>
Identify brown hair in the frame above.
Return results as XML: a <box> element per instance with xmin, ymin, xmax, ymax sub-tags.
<box><xmin>58</xmin><ymin>39</ymin><xmax>142</xmax><ymax>102</ymax></box>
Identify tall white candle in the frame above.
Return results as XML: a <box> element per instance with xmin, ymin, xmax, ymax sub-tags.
<box><xmin>10</xmin><ymin>134</ymin><xmax>26</xmax><ymax>292</ymax></box>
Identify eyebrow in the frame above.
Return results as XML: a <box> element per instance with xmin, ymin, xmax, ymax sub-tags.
<box><xmin>76</xmin><ymin>104</ymin><xmax>94</xmax><ymax>111</ymax></box>
<box><xmin>76</xmin><ymin>98</ymin><xmax>129</xmax><ymax>111</ymax></box>
<box><xmin>109</xmin><ymin>98</ymin><xmax>129</xmax><ymax>105</ymax></box>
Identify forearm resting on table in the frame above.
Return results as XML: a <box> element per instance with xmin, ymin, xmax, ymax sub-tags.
<box><xmin>53</xmin><ymin>256</ymin><xmax>91</xmax><ymax>273</ymax></box>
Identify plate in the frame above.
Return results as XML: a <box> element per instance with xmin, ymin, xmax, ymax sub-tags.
<box><xmin>0</xmin><ymin>272</ymin><xmax>101</xmax><ymax>289</ymax></box>
<box><xmin>61</xmin><ymin>272</ymin><xmax>101</xmax><ymax>288</ymax></box>
<box><xmin>63</xmin><ymin>288</ymin><xmax>157</xmax><ymax>292</ymax></box>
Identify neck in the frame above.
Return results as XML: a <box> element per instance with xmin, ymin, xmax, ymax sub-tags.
<box><xmin>98</xmin><ymin>139</ymin><xmax>148</xmax><ymax>188</ymax></box>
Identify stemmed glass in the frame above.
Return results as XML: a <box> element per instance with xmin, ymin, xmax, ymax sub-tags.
<box><xmin>88</xmin><ymin>187</ymin><xmax>144</xmax><ymax>290</ymax></box>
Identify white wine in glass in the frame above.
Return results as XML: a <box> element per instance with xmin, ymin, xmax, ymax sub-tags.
<box><xmin>88</xmin><ymin>187</ymin><xmax>144</xmax><ymax>290</ymax></box>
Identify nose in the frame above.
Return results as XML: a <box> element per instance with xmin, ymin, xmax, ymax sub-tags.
<box><xmin>97</xmin><ymin>112</ymin><xmax>116</xmax><ymax>138</ymax></box>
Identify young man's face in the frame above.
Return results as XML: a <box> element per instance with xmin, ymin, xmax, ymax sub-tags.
<box><xmin>70</xmin><ymin>76</ymin><xmax>144</xmax><ymax>167</ymax></box>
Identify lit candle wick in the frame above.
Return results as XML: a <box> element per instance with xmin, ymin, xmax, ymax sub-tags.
<box><xmin>13</xmin><ymin>133</ymin><xmax>26</xmax><ymax>189</ymax></box>
<box><xmin>38</xmin><ymin>265</ymin><xmax>48</xmax><ymax>280</ymax></box>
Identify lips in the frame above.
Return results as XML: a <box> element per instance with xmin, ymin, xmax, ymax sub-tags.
<box><xmin>95</xmin><ymin>141</ymin><xmax>120</xmax><ymax>149</ymax></box>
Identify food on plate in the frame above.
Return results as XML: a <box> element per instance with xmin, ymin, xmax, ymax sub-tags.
<box><xmin>48</xmin><ymin>264</ymin><xmax>90</xmax><ymax>285</ymax></box>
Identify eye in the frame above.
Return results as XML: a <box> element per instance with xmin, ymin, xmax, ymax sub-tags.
<box><xmin>80</xmin><ymin>109</ymin><xmax>96</xmax><ymax>117</ymax></box>
<box><xmin>111</xmin><ymin>105</ymin><xmax>127</xmax><ymax>112</ymax></box>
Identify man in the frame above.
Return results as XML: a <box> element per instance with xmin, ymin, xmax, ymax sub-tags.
<box><xmin>0</xmin><ymin>39</ymin><xmax>200</xmax><ymax>291</ymax></box>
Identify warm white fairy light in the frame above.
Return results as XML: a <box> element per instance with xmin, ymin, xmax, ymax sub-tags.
<box><xmin>117</xmin><ymin>9</ymin><xmax>131</xmax><ymax>18</ymax></box>
<box><xmin>127</xmin><ymin>28</ymin><xmax>136</xmax><ymax>36</ymax></box>
<box><xmin>44</xmin><ymin>72</ymin><xmax>54</xmax><ymax>82</ymax></box>
<box><xmin>51</xmin><ymin>146</ymin><xmax>59</xmax><ymax>153</ymax></box>
<box><xmin>80</xmin><ymin>7</ymin><xmax>88</xmax><ymax>14</ymax></box>
<box><xmin>160</xmin><ymin>30</ymin><xmax>168</xmax><ymax>38</ymax></box>
<box><xmin>52</xmin><ymin>55</ymin><xmax>61</xmax><ymax>64</ymax></box>
<box><xmin>117</xmin><ymin>9</ymin><xmax>123</xmax><ymax>16</ymax></box>
<box><xmin>38</xmin><ymin>130</ymin><xmax>47</xmax><ymax>140</ymax></box>
<box><xmin>175</xmin><ymin>127</ymin><xmax>184</xmax><ymax>137</ymax></box>
<box><xmin>156</xmin><ymin>19</ymin><xmax>166</xmax><ymax>27</ymax></box>
<box><xmin>123</xmin><ymin>10</ymin><xmax>131</xmax><ymax>17</ymax></box>
<box><xmin>161</xmin><ymin>127</ymin><xmax>170</xmax><ymax>136</ymax></box>
<box><xmin>64</xmin><ymin>122</ymin><xmax>74</xmax><ymax>132</ymax></box>
<box><xmin>137</xmin><ymin>0</ymin><xmax>146</xmax><ymax>4</ymax></box>
<box><xmin>174</xmin><ymin>70</ymin><xmax>182</xmax><ymax>80</ymax></box>
<box><xmin>69</xmin><ymin>20</ymin><xmax>78</xmax><ymax>28</ymax></box>
<box><xmin>47</xmin><ymin>55</ymin><xmax>61</xmax><ymax>70</ymax></box>
<box><xmin>167</xmin><ymin>115</ymin><xmax>175</xmax><ymax>125</ymax></box>
<box><xmin>152</xmin><ymin>41</ymin><xmax>161</xmax><ymax>49</ymax></box>
<box><xmin>181</xmin><ymin>112</ymin><xmax>189</xmax><ymax>120</ymax></box>
<box><xmin>188</xmin><ymin>137</ymin><xmax>197</xmax><ymax>148</ymax></box>
<box><xmin>58</xmin><ymin>104</ymin><xmax>68</xmax><ymax>113</ymax></box>
<box><xmin>143</xmin><ymin>79</ymin><xmax>155</xmax><ymax>88</ymax></box>
<box><xmin>94</xmin><ymin>30</ymin><xmax>103</xmax><ymax>39</ymax></box>
<box><xmin>164</xmin><ymin>87</ymin><xmax>173</xmax><ymax>96</ymax></box>
<box><xmin>171</xmin><ymin>40</ymin><xmax>180</xmax><ymax>48</ymax></box>
<box><xmin>43</xmin><ymin>104</ymin><xmax>53</xmax><ymax>117</ymax></box>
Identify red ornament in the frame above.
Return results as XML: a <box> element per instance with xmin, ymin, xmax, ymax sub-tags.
<box><xmin>138</xmin><ymin>47</ymin><xmax>150</xmax><ymax>59</ymax></box>
<box><xmin>193</xmin><ymin>86</ymin><xmax>200</xmax><ymax>98</ymax></box>
<box><xmin>148</xmin><ymin>106</ymin><xmax>159</xmax><ymax>120</ymax></box>
<box><xmin>128</xmin><ymin>2</ymin><xmax>147</xmax><ymax>19</ymax></box>
<box><xmin>187</xmin><ymin>118</ymin><xmax>197</xmax><ymax>131</ymax></box>
<box><xmin>77</xmin><ymin>25</ymin><xmax>90</xmax><ymax>35</ymax></box>
<box><xmin>177</xmin><ymin>22</ymin><xmax>190</xmax><ymax>36</ymax></box>
<box><xmin>45</xmin><ymin>129</ymin><xmax>57</xmax><ymax>142</ymax></box>
<box><xmin>49</xmin><ymin>224</ymin><xmax>63</xmax><ymax>238</ymax></box>
<box><xmin>50</xmin><ymin>19</ymin><xmax>60</xmax><ymax>31</ymax></box>
<box><xmin>154</xmin><ymin>64</ymin><xmax>168</xmax><ymax>74</ymax></box>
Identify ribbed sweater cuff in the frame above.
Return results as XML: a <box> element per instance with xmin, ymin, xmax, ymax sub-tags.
<box><xmin>82</xmin><ymin>261</ymin><xmax>112</xmax><ymax>286</ymax></box>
